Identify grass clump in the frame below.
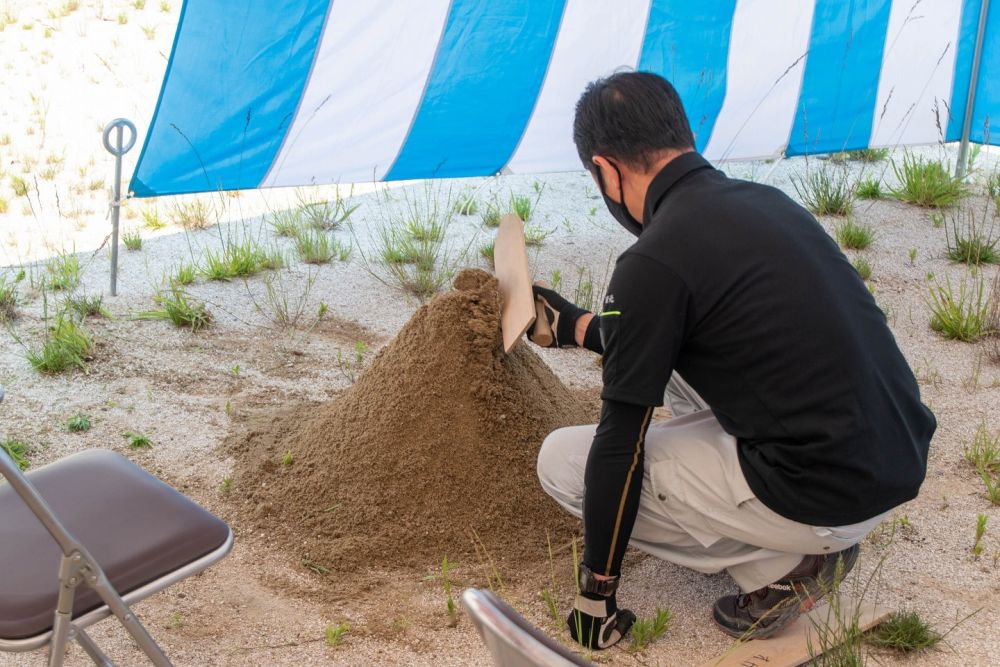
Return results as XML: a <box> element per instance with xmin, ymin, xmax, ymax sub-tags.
<box><xmin>122</xmin><ymin>229</ymin><xmax>142</xmax><ymax>251</ymax></box>
<box><xmin>835</xmin><ymin>220</ymin><xmax>874</xmax><ymax>250</ymax></box>
<box><xmin>944</xmin><ymin>208</ymin><xmax>999</xmax><ymax>266</ymax></box>
<box><xmin>137</xmin><ymin>285</ymin><xmax>213</xmax><ymax>331</ymax></box>
<box><xmin>856</xmin><ymin>177</ymin><xmax>882</xmax><ymax>200</ymax></box>
<box><xmin>793</xmin><ymin>167</ymin><xmax>855</xmax><ymax>216</ymax></box>
<box><xmin>926</xmin><ymin>272</ymin><xmax>992</xmax><ymax>342</ymax></box>
<box><xmin>479</xmin><ymin>241</ymin><xmax>494</xmax><ymax>266</ymax></box>
<box><xmin>141</xmin><ymin>207</ymin><xmax>166</xmax><ymax>230</ymax></box>
<box><xmin>296</xmin><ymin>188</ymin><xmax>358</xmax><ymax>231</ymax></box>
<box><xmin>10</xmin><ymin>175</ymin><xmax>28</xmax><ymax>197</ymax></box>
<box><xmin>454</xmin><ymin>192</ymin><xmax>478</xmax><ymax>215</ymax></box>
<box><xmin>891</xmin><ymin>154</ymin><xmax>965</xmax><ymax>207</ymax></box>
<box><xmin>26</xmin><ymin>315</ymin><xmax>94</xmax><ymax>373</ymax></box>
<box><xmin>201</xmin><ymin>232</ymin><xmax>280</xmax><ymax>280</ymax></box>
<box><xmin>524</xmin><ymin>225</ymin><xmax>550</xmax><ymax>247</ymax></box>
<box><xmin>294</xmin><ymin>226</ymin><xmax>349</xmax><ymax>264</ymax></box>
<box><xmin>67</xmin><ymin>414</ymin><xmax>92</xmax><ymax>432</ymax></box>
<box><xmin>170</xmin><ymin>199</ymin><xmax>214</xmax><ymax>230</ymax></box>
<box><xmin>45</xmin><ymin>252</ymin><xmax>80</xmax><ymax>291</ymax></box>
<box><xmin>510</xmin><ymin>193</ymin><xmax>534</xmax><ymax>221</ymax></box>
<box><xmin>1</xmin><ymin>438</ymin><xmax>30</xmax><ymax>470</ymax></box>
<box><xmin>65</xmin><ymin>293</ymin><xmax>111</xmax><ymax>319</ymax></box>
<box><xmin>481</xmin><ymin>200</ymin><xmax>501</xmax><ymax>228</ymax></box>
<box><xmin>852</xmin><ymin>256</ymin><xmax>873</xmax><ymax>281</ymax></box>
<box><xmin>325</xmin><ymin>622</ymin><xmax>349</xmax><ymax>648</ymax></box>
<box><xmin>0</xmin><ymin>273</ymin><xmax>21</xmax><ymax>321</ymax></box>
<box><xmin>172</xmin><ymin>262</ymin><xmax>196</xmax><ymax>286</ymax></box>
<box><xmin>629</xmin><ymin>608</ymin><xmax>671</xmax><ymax>652</ymax></box>
<box><xmin>268</xmin><ymin>208</ymin><xmax>302</xmax><ymax>237</ymax></box>
<box><xmin>867</xmin><ymin>610</ymin><xmax>943</xmax><ymax>652</ymax></box>
<box><xmin>124</xmin><ymin>431</ymin><xmax>151</xmax><ymax>449</ymax></box>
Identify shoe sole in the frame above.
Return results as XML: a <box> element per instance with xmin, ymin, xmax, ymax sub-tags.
<box><xmin>712</xmin><ymin>544</ymin><xmax>860</xmax><ymax>640</ymax></box>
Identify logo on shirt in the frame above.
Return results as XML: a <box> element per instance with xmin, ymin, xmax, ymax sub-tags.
<box><xmin>604</xmin><ymin>294</ymin><xmax>615</xmax><ymax>305</ymax></box>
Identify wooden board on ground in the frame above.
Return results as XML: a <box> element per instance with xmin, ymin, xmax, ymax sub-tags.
<box><xmin>697</xmin><ymin>597</ymin><xmax>890</xmax><ymax>667</ymax></box>
<box><xmin>494</xmin><ymin>214</ymin><xmax>537</xmax><ymax>353</ymax></box>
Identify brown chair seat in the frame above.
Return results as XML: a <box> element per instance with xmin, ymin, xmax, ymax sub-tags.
<box><xmin>0</xmin><ymin>449</ymin><xmax>231</xmax><ymax>641</ymax></box>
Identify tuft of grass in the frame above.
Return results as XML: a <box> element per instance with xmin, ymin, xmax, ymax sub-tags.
<box><xmin>963</xmin><ymin>420</ymin><xmax>1000</xmax><ymax>474</ymax></box>
<box><xmin>335</xmin><ymin>341</ymin><xmax>366</xmax><ymax>384</ymax></box>
<box><xmin>10</xmin><ymin>175</ymin><xmax>28</xmax><ymax>197</ymax></box>
<box><xmin>137</xmin><ymin>285</ymin><xmax>213</xmax><ymax>331</ymax></box>
<box><xmin>159</xmin><ymin>1</ymin><xmax>170</xmax><ymax>11</ymax></box>
<box><xmin>0</xmin><ymin>196</ymin><xmax>8</xmax><ymax>214</ymax></box>
<box><xmin>65</xmin><ymin>293</ymin><xmax>111</xmax><ymax>319</ymax></box>
<box><xmin>201</xmin><ymin>233</ymin><xmax>277</xmax><ymax>280</ymax></box>
<box><xmin>45</xmin><ymin>252</ymin><xmax>81</xmax><ymax>291</ymax></box>
<box><xmin>835</xmin><ymin>220</ymin><xmax>874</xmax><ymax>250</ymax></box>
<box><xmin>173</xmin><ymin>262</ymin><xmax>196</xmax><ymax>286</ymax></box>
<box><xmin>296</xmin><ymin>189</ymin><xmax>358</xmax><ymax>231</ymax></box>
<box><xmin>117</xmin><ymin>12</ymin><xmax>128</xmax><ymax>24</ymax></box>
<box><xmin>141</xmin><ymin>207</ymin><xmax>166</xmax><ymax>230</ymax></box>
<box><xmin>849</xmin><ymin>148</ymin><xmax>889</xmax><ymax>162</ymax></box>
<box><xmin>524</xmin><ymin>225</ymin><xmax>550</xmax><ymax>247</ymax></box>
<box><xmin>973</xmin><ymin>513</ymin><xmax>988</xmax><ymax>558</ymax></box>
<box><xmin>293</xmin><ymin>226</ymin><xmax>349</xmax><ymax>264</ymax></box>
<box><xmin>325</xmin><ymin>622</ymin><xmax>349</xmax><ymax>647</ymax></box>
<box><xmin>629</xmin><ymin>608</ymin><xmax>672</xmax><ymax>652</ymax></box>
<box><xmin>124</xmin><ymin>431</ymin><xmax>151</xmax><ymax>449</ymax></box>
<box><xmin>856</xmin><ymin>177</ymin><xmax>882</xmax><ymax>200</ymax></box>
<box><xmin>454</xmin><ymin>192</ymin><xmax>478</xmax><ymax>215</ymax></box>
<box><xmin>280</xmin><ymin>450</ymin><xmax>293</xmax><ymax>466</ymax></box>
<box><xmin>219</xmin><ymin>476</ymin><xmax>232</xmax><ymax>495</ymax></box>
<box><xmin>0</xmin><ymin>273</ymin><xmax>21</xmax><ymax>321</ymax></box>
<box><xmin>793</xmin><ymin>167</ymin><xmax>855</xmax><ymax>216</ymax></box>
<box><xmin>926</xmin><ymin>272</ymin><xmax>992</xmax><ymax>342</ymax></box>
<box><xmin>170</xmin><ymin>199</ymin><xmax>214</xmax><ymax>230</ymax></box>
<box><xmin>122</xmin><ymin>229</ymin><xmax>142</xmax><ymax>251</ymax></box>
<box><xmin>26</xmin><ymin>315</ymin><xmax>94</xmax><ymax>373</ymax></box>
<box><xmin>852</xmin><ymin>256</ymin><xmax>873</xmax><ymax>281</ymax></box>
<box><xmin>944</xmin><ymin>208</ymin><xmax>999</xmax><ymax>266</ymax></box>
<box><xmin>480</xmin><ymin>200</ymin><xmax>501</xmax><ymax>228</ymax></box>
<box><xmin>268</xmin><ymin>208</ymin><xmax>302</xmax><ymax>237</ymax></box>
<box><xmin>141</xmin><ymin>24</ymin><xmax>155</xmax><ymax>39</ymax></box>
<box><xmin>0</xmin><ymin>438</ymin><xmax>30</xmax><ymax>470</ymax></box>
<box><xmin>67</xmin><ymin>414</ymin><xmax>92</xmax><ymax>432</ymax></box>
<box><xmin>441</xmin><ymin>556</ymin><xmax>457</xmax><ymax>627</ymax></box>
<box><xmin>890</xmin><ymin>154</ymin><xmax>965</xmax><ymax>208</ymax></box>
<box><xmin>510</xmin><ymin>193</ymin><xmax>533</xmax><ymax>221</ymax></box>
<box><xmin>867</xmin><ymin>610</ymin><xmax>943</xmax><ymax>652</ymax></box>
<box><xmin>479</xmin><ymin>241</ymin><xmax>494</xmax><ymax>266</ymax></box>
<box><xmin>981</xmin><ymin>469</ymin><xmax>1000</xmax><ymax>505</ymax></box>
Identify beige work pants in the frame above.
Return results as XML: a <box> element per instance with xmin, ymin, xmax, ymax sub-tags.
<box><xmin>537</xmin><ymin>375</ymin><xmax>885</xmax><ymax>592</ymax></box>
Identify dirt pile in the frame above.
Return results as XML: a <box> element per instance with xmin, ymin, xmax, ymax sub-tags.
<box><xmin>230</xmin><ymin>269</ymin><xmax>592</xmax><ymax>572</ymax></box>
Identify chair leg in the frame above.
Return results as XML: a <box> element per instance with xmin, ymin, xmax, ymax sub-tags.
<box><xmin>73</xmin><ymin>627</ymin><xmax>115</xmax><ymax>667</ymax></box>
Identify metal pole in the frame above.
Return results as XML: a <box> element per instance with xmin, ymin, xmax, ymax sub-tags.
<box><xmin>956</xmin><ymin>0</ymin><xmax>991</xmax><ymax>180</ymax></box>
<box><xmin>102</xmin><ymin>119</ymin><xmax>137</xmax><ymax>296</ymax></box>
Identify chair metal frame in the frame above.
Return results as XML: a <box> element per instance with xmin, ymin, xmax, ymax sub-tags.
<box><xmin>462</xmin><ymin>588</ymin><xmax>592</xmax><ymax>667</ymax></box>
<box><xmin>0</xmin><ymin>390</ymin><xmax>233</xmax><ymax>666</ymax></box>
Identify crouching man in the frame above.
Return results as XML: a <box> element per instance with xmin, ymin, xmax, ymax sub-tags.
<box><xmin>528</xmin><ymin>72</ymin><xmax>935</xmax><ymax>648</ymax></box>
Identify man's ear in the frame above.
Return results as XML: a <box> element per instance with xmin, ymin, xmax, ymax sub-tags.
<box><xmin>591</xmin><ymin>156</ymin><xmax>621</xmax><ymax>202</ymax></box>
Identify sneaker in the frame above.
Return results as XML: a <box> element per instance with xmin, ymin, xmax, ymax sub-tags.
<box><xmin>712</xmin><ymin>543</ymin><xmax>860</xmax><ymax>639</ymax></box>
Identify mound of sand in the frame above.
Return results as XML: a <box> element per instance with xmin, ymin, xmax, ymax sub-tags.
<box><xmin>230</xmin><ymin>269</ymin><xmax>592</xmax><ymax>572</ymax></box>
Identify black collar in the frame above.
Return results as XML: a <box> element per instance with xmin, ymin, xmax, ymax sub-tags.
<box><xmin>643</xmin><ymin>152</ymin><xmax>715</xmax><ymax>225</ymax></box>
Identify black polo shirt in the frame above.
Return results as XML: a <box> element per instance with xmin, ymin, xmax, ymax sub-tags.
<box><xmin>582</xmin><ymin>153</ymin><xmax>936</xmax><ymax>576</ymax></box>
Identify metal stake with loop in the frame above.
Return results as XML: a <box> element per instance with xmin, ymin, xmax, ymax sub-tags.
<box><xmin>102</xmin><ymin>118</ymin><xmax>137</xmax><ymax>297</ymax></box>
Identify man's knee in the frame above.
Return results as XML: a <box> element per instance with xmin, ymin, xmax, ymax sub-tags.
<box><xmin>537</xmin><ymin>425</ymin><xmax>594</xmax><ymax>500</ymax></box>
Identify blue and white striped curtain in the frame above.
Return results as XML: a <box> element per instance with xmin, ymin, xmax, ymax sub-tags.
<box><xmin>130</xmin><ymin>0</ymin><xmax>999</xmax><ymax>197</ymax></box>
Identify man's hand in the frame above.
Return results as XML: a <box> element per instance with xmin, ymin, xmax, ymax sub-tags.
<box><xmin>566</xmin><ymin>592</ymin><xmax>636</xmax><ymax>650</ymax></box>
<box><xmin>528</xmin><ymin>284</ymin><xmax>589</xmax><ymax>348</ymax></box>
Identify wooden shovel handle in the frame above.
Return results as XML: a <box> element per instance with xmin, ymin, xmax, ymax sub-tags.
<box><xmin>532</xmin><ymin>299</ymin><xmax>554</xmax><ymax>347</ymax></box>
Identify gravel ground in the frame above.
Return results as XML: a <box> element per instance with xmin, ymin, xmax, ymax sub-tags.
<box><xmin>1</xmin><ymin>2</ymin><xmax>999</xmax><ymax>665</ymax></box>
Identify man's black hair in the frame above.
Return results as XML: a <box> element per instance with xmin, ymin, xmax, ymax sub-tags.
<box><xmin>573</xmin><ymin>71</ymin><xmax>694</xmax><ymax>172</ymax></box>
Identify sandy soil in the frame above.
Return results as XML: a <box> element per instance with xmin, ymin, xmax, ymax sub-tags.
<box><xmin>1</xmin><ymin>2</ymin><xmax>999</xmax><ymax>665</ymax></box>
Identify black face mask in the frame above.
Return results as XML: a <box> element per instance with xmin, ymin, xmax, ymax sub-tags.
<box><xmin>595</xmin><ymin>162</ymin><xmax>643</xmax><ymax>237</ymax></box>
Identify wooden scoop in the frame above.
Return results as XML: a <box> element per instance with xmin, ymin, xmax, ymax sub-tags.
<box><xmin>494</xmin><ymin>214</ymin><xmax>553</xmax><ymax>352</ymax></box>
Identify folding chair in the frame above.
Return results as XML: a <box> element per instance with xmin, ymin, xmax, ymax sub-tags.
<box><xmin>0</xmin><ymin>388</ymin><xmax>233</xmax><ymax>666</ymax></box>
<box><xmin>462</xmin><ymin>588</ymin><xmax>593</xmax><ymax>667</ymax></box>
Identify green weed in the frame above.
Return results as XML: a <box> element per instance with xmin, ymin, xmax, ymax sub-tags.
<box><xmin>124</xmin><ymin>431</ymin><xmax>151</xmax><ymax>449</ymax></box>
<box><xmin>891</xmin><ymin>154</ymin><xmax>965</xmax><ymax>207</ymax></box>
<box><xmin>926</xmin><ymin>272</ymin><xmax>992</xmax><ymax>341</ymax></box>
<box><xmin>281</xmin><ymin>450</ymin><xmax>293</xmax><ymax>466</ymax></box>
<box><xmin>945</xmin><ymin>208</ymin><xmax>999</xmax><ymax>265</ymax></box>
<box><xmin>293</xmin><ymin>226</ymin><xmax>349</xmax><ymax>264</ymax></box>
<box><xmin>325</xmin><ymin>622</ymin><xmax>349</xmax><ymax>647</ymax></box>
<box><xmin>963</xmin><ymin>421</ymin><xmax>1000</xmax><ymax>474</ymax></box>
<box><xmin>908</xmin><ymin>248</ymin><xmax>918</xmax><ymax>265</ymax></box>
<box><xmin>0</xmin><ymin>273</ymin><xmax>20</xmax><ymax>321</ymax></box>
<box><xmin>122</xmin><ymin>229</ymin><xmax>142</xmax><ymax>251</ymax></box>
<box><xmin>856</xmin><ymin>177</ymin><xmax>882</xmax><ymax>200</ymax></box>
<box><xmin>66</xmin><ymin>414</ymin><xmax>91</xmax><ymax>432</ymax></box>
<box><xmin>835</xmin><ymin>220</ymin><xmax>875</xmax><ymax>250</ymax></box>
<box><xmin>220</xmin><ymin>476</ymin><xmax>232</xmax><ymax>495</ymax></box>
<box><xmin>793</xmin><ymin>167</ymin><xmax>855</xmax><ymax>215</ymax></box>
<box><xmin>523</xmin><ymin>225</ymin><xmax>550</xmax><ymax>247</ymax></box>
<box><xmin>336</xmin><ymin>341</ymin><xmax>366</xmax><ymax>383</ymax></box>
<box><xmin>981</xmin><ymin>469</ymin><xmax>1000</xmax><ymax>505</ymax></box>
<box><xmin>170</xmin><ymin>199</ymin><xmax>214</xmax><ymax>230</ymax></box>
<box><xmin>629</xmin><ymin>608</ymin><xmax>672</xmax><ymax>652</ymax></box>
<box><xmin>201</xmin><ymin>232</ymin><xmax>276</xmax><ymax>280</ymax></box>
<box><xmin>868</xmin><ymin>610</ymin><xmax>943</xmax><ymax>652</ymax></box>
<box><xmin>296</xmin><ymin>188</ymin><xmax>358</xmax><ymax>231</ymax></box>
<box><xmin>173</xmin><ymin>262</ymin><xmax>196</xmax><ymax>286</ymax></box>
<box><xmin>45</xmin><ymin>252</ymin><xmax>80</xmax><ymax>291</ymax></box>
<box><xmin>479</xmin><ymin>241</ymin><xmax>494</xmax><ymax>266</ymax></box>
<box><xmin>454</xmin><ymin>192</ymin><xmax>478</xmax><ymax>215</ymax></box>
<box><xmin>268</xmin><ymin>208</ymin><xmax>302</xmax><ymax>237</ymax></box>
<box><xmin>65</xmin><ymin>293</ymin><xmax>111</xmax><ymax>319</ymax></box>
<box><xmin>510</xmin><ymin>193</ymin><xmax>534</xmax><ymax>221</ymax></box>
<box><xmin>26</xmin><ymin>315</ymin><xmax>94</xmax><ymax>373</ymax></box>
<box><xmin>137</xmin><ymin>285</ymin><xmax>213</xmax><ymax>331</ymax></box>
<box><xmin>852</xmin><ymin>256</ymin><xmax>873</xmax><ymax>281</ymax></box>
<box><xmin>141</xmin><ymin>207</ymin><xmax>166</xmax><ymax>230</ymax></box>
<box><xmin>480</xmin><ymin>200</ymin><xmax>501</xmax><ymax>228</ymax></box>
<box><xmin>10</xmin><ymin>175</ymin><xmax>28</xmax><ymax>197</ymax></box>
<box><xmin>0</xmin><ymin>197</ymin><xmax>8</xmax><ymax>214</ymax></box>
<box><xmin>973</xmin><ymin>513</ymin><xmax>987</xmax><ymax>558</ymax></box>
<box><xmin>0</xmin><ymin>438</ymin><xmax>29</xmax><ymax>470</ymax></box>
<box><xmin>441</xmin><ymin>556</ymin><xmax>457</xmax><ymax>626</ymax></box>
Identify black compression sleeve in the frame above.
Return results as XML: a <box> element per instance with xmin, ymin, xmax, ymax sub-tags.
<box><xmin>582</xmin><ymin>399</ymin><xmax>654</xmax><ymax>577</ymax></box>
<box><xmin>582</xmin><ymin>315</ymin><xmax>603</xmax><ymax>354</ymax></box>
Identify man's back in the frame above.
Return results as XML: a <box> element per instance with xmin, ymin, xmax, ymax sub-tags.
<box><xmin>628</xmin><ymin>157</ymin><xmax>936</xmax><ymax>526</ymax></box>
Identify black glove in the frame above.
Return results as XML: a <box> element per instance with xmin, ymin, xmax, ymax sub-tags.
<box><xmin>529</xmin><ymin>284</ymin><xmax>589</xmax><ymax>348</ymax></box>
<box><xmin>566</xmin><ymin>592</ymin><xmax>635</xmax><ymax>650</ymax></box>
